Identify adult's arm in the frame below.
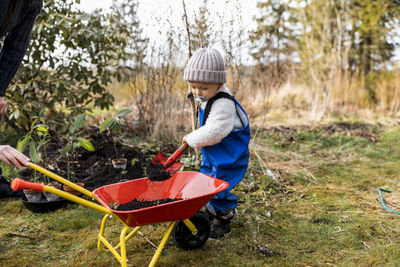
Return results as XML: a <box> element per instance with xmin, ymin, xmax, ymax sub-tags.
<box><xmin>0</xmin><ymin>2</ymin><xmax>42</xmax><ymax>97</ymax></box>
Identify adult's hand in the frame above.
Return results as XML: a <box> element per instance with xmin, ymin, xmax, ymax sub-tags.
<box><xmin>0</xmin><ymin>97</ymin><xmax>7</xmax><ymax>117</ymax></box>
<box><xmin>0</xmin><ymin>145</ymin><xmax>30</xmax><ymax>169</ymax></box>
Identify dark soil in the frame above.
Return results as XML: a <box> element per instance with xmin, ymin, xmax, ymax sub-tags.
<box><xmin>115</xmin><ymin>197</ymin><xmax>183</xmax><ymax>211</ymax></box>
<box><xmin>146</xmin><ymin>160</ymin><xmax>174</xmax><ymax>181</ymax></box>
<box><xmin>17</xmin><ymin>126</ymin><xmax>175</xmax><ymax>191</ymax></box>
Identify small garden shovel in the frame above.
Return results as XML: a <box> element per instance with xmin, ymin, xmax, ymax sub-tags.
<box><xmin>146</xmin><ymin>142</ymin><xmax>189</xmax><ymax>181</ymax></box>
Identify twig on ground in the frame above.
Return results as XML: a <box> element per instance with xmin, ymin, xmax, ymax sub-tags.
<box><xmin>138</xmin><ymin>231</ymin><xmax>157</xmax><ymax>249</ymax></box>
<box><xmin>362</xmin><ymin>241</ymin><xmax>370</xmax><ymax>250</ymax></box>
<box><xmin>6</xmin><ymin>233</ymin><xmax>45</xmax><ymax>241</ymax></box>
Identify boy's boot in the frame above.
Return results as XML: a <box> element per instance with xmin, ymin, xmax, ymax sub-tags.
<box><xmin>202</xmin><ymin>203</ymin><xmax>216</xmax><ymax>222</ymax></box>
<box><xmin>209</xmin><ymin>208</ymin><xmax>237</xmax><ymax>239</ymax></box>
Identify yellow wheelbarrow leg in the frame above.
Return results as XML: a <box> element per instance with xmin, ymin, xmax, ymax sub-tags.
<box><xmin>97</xmin><ymin>218</ymin><xmax>128</xmax><ymax>265</ymax></box>
<box><xmin>97</xmin><ymin>214</ymin><xmax>142</xmax><ymax>267</ymax></box>
<box><xmin>115</xmin><ymin>226</ymin><xmax>141</xmax><ymax>250</ymax></box>
<box><xmin>98</xmin><ymin>214</ymin><xmax>111</xmax><ymax>252</ymax></box>
<box><xmin>119</xmin><ymin>226</ymin><xmax>129</xmax><ymax>267</ymax></box>
<box><xmin>149</xmin><ymin>221</ymin><xmax>177</xmax><ymax>267</ymax></box>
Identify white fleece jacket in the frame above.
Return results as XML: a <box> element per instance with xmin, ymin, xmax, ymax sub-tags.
<box><xmin>186</xmin><ymin>85</ymin><xmax>247</xmax><ymax>148</ymax></box>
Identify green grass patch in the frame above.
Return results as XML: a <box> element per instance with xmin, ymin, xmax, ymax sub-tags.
<box><xmin>2</xmin><ymin>122</ymin><xmax>400</xmax><ymax>265</ymax></box>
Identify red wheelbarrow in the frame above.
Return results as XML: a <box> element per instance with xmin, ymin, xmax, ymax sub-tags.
<box><xmin>11</xmin><ymin>163</ymin><xmax>229</xmax><ymax>267</ymax></box>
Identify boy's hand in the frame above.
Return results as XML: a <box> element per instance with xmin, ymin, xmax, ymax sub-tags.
<box><xmin>0</xmin><ymin>97</ymin><xmax>7</xmax><ymax>117</ymax></box>
<box><xmin>182</xmin><ymin>135</ymin><xmax>188</xmax><ymax>144</ymax></box>
<box><xmin>0</xmin><ymin>145</ymin><xmax>30</xmax><ymax>169</ymax></box>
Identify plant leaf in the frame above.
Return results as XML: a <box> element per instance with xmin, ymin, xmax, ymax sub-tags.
<box><xmin>99</xmin><ymin>117</ymin><xmax>114</xmax><ymax>132</ymax></box>
<box><xmin>73</xmin><ymin>113</ymin><xmax>86</xmax><ymax>132</ymax></box>
<box><xmin>116</xmin><ymin>109</ymin><xmax>132</xmax><ymax>118</ymax></box>
<box><xmin>62</xmin><ymin>142</ymin><xmax>73</xmax><ymax>157</ymax></box>
<box><xmin>17</xmin><ymin>137</ymin><xmax>30</xmax><ymax>153</ymax></box>
<box><xmin>29</xmin><ymin>142</ymin><xmax>38</xmax><ymax>163</ymax></box>
<box><xmin>37</xmin><ymin>139</ymin><xmax>47</xmax><ymax>151</ymax></box>
<box><xmin>34</xmin><ymin>124</ymin><xmax>49</xmax><ymax>133</ymax></box>
<box><xmin>131</xmin><ymin>158</ymin><xmax>139</xmax><ymax>166</ymax></box>
<box><xmin>77</xmin><ymin>137</ymin><xmax>95</xmax><ymax>152</ymax></box>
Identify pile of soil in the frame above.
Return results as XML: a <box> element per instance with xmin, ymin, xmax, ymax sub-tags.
<box><xmin>17</xmin><ymin>127</ymin><xmax>175</xmax><ymax>191</ymax></box>
<box><xmin>115</xmin><ymin>197</ymin><xmax>183</xmax><ymax>211</ymax></box>
<box><xmin>145</xmin><ymin>160</ymin><xmax>174</xmax><ymax>181</ymax></box>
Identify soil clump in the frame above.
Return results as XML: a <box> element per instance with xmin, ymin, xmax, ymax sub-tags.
<box><xmin>115</xmin><ymin>198</ymin><xmax>183</xmax><ymax>211</ymax></box>
<box><xmin>145</xmin><ymin>160</ymin><xmax>174</xmax><ymax>181</ymax></box>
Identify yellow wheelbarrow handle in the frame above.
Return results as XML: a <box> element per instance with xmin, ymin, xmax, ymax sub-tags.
<box><xmin>11</xmin><ymin>178</ymin><xmax>112</xmax><ymax>215</ymax></box>
<box><xmin>28</xmin><ymin>162</ymin><xmax>94</xmax><ymax>198</ymax></box>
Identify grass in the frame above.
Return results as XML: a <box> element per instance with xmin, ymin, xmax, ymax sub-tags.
<box><xmin>2</xmin><ymin>121</ymin><xmax>400</xmax><ymax>266</ymax></box>
<box><xmin>241</xmin><ymin>122</ymin><xmax>400</xmax><ymax>266</ymax></box>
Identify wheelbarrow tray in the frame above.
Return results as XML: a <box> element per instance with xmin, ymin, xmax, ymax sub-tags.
<box><xmin>93</xmin><ymin>171</ymin><xmax>229</xmax><ymax>227</ymax></box>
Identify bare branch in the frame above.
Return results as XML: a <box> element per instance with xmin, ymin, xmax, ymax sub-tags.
<box><xmin>182</xmin><ymin>0</ymin><xmax>200</xmax><ymax>164</ymax></box>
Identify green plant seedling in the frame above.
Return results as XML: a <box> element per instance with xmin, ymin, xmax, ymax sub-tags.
<box><xmin>61</xmin><ymin>113</ymin><xmax>95</xmax><ymax>180</ymax></box>
<box><xmin>108</xmin><ymin>200</ymin><xmax>120</xmax><ymax>210</ymax></box>
<box><xmin>131</xmin><ymin>158</ymin><xmax>139</xmax><ymax>166</ymax></box>
<box><xmin>99</xmin><ymin>109</ymin><xmax>132</xmax><ymax>158</ymax></box>
<box><xmin>17</xmin><ymin>114</ymin><xmax>51</xmax><ymax>183</ymax></box>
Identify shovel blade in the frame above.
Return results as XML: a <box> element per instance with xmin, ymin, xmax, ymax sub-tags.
<box><xmin>164</xmin><ymin>161</ymin><xmax>184</xmax><ymax>175</ymax></box>
<box><xmin>151</xmin><ymin>152</ymin><xmax>168</xmax><ymax>165</ymax></box>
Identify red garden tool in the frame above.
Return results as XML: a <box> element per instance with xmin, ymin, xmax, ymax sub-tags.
<box><xmin>146</xmin><ymin>142</ymin><xmax>189</xmax><ymax>181</ymax></box>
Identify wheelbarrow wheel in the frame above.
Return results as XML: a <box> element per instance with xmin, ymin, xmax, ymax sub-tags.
<box><xmin>172</xmin><ymin>211</ymin><xmax>210</xmax><ymax>250</ymax></box>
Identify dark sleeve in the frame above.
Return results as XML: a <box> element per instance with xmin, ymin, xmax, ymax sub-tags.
<box><xmin>0</xmin><ymin>5</ymin><xmax>41</xmax><ymax>97</ymax></box>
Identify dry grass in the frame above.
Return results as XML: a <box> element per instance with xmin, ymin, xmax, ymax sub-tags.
<box><xmin>104</xmin><ymin>63</ymin><xmax>400</xmax><ymax>144</ymax></box>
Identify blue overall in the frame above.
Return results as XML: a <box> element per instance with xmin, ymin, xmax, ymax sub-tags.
<box><xmin>199</xmin><ymin>97</ymin><xmax>250</xmax><ymax>212</ymax></box>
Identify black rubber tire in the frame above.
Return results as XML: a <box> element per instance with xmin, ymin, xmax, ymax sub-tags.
<box><xmin>172</xmin><ymin>211</ymin><xmax>210</xmax><ymax>250</ymax></box>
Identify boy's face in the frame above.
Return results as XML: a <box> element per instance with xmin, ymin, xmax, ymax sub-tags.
<box><xmin>189</xmin><ymin>82</ymin><xmax>222</xmax><ymax>102</ymax></box>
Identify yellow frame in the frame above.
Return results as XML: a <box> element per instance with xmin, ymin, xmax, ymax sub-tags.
<box><xmin>96</xmin><ymin>214</ymin><xmax>180</xmax><ymax>267</ymax></box>
<box><xmin>28</xmin><ymin>163</ymin><xmax>199</xmax><ymax>266</ymax></box>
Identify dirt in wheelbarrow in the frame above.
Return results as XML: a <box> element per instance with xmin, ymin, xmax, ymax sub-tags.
<box><xmin>17</xmin><ymin>126</ymin><xmax>179</xmax><ymax>191</ymax></box>
<box><xmin>115</xmin><ymin>197</ymin><xmax>183</xmax><ymax>211</ymax></box>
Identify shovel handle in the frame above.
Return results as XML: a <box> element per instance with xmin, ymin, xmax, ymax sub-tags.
<box><xmin>164</xmin><ymin>142</ymin><xmax>189</xmax><ymax>168</ymax></box>
<box><xmin>11</xmin><ymin>178</ymin><xmax>113</xmax><ymax>215</ymax></box>
<box><xmin>11</xmin><ymin>178</ymin><xmax>44</xmax><ymax>192</ymax></box>
<box><xmin>28</xmin><ymin>162</ymin><xmax>94</xmax><ymax>198</ymax></box>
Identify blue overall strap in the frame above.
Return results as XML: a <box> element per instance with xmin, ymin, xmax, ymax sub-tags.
<box><xmin>202</xmin><ymin>91</ymin><xmax>245</xmax><ymax>127</ymax></box>
<box><xmin>199</xmin><ymin>94</ymin><xmax>250</xmax><ymax>212</ymax></box>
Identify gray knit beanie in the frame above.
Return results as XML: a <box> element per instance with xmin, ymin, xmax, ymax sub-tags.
<box><xmin>184</xmin><ymin>48</ymin><xmax>226</xmax><ymax>83</ymax></box>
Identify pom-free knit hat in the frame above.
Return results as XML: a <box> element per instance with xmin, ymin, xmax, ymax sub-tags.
<box><xmin>184</xmin><ymin>48</ymin><xmax>226</xmax><ymax>83</ymax></box>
